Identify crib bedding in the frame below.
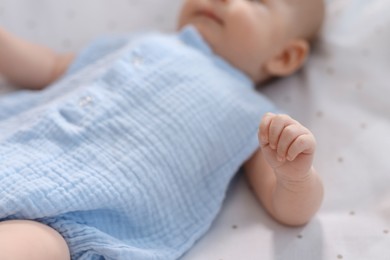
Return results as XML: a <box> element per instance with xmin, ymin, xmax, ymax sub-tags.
<box><xmin>0</xmin><ymin>0</ymin><xmax>389</xmax><ymax>259</ymax></box>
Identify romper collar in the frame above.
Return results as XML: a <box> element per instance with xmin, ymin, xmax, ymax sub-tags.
<box><xmin>178</xmin><ymin>25</ymin><xmax>253</xmax><ymax>88</ymax></box>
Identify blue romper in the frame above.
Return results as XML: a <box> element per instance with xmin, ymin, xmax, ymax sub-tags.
<box><xmin>0</xmin><ymin>26</ymin><xmax>277</xmax><ymax>259</ymax></box>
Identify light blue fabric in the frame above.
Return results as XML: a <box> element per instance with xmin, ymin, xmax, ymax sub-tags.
<box><xmin>0</xmin><ymin>26</ymin><xmax>277</xmax><ymax>259</ymax></box>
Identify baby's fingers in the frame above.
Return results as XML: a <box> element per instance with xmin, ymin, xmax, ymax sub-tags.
<box><xmin>286</xmin><ymin>134</ymin><xmax>316</xmax><ymax>161</ymax></box>
<box><xmin>259</xmin><ymin>113</ymin><xmax>273</xmax><ymax>146</ymax></box>
<box><xmin>276</xmin><ymin>124</ymin><xmax>307</xmax><ymax>161</ymax></box>
<box><xmin>267</xmin><ymin>114</ymin><xmax>296</xmax><ymax>149</ymax></box>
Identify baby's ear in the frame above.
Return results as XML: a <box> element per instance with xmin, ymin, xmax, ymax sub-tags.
<box><xmin>264</xmin><ymin>39</ymin><xmax>309</xmax><ymax>77</ymax></box>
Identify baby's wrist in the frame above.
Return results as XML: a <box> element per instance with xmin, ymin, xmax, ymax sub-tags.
<box><xmin>275</xmin><ymin>166</ymin><xmax>315</xmax><ymax>192</ymax></box>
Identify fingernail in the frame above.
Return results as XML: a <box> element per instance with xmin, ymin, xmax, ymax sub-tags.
<box><xmin>277</xmin><ymin>155</ymin><xmax>284</xmax><ymax>162</ymax></box>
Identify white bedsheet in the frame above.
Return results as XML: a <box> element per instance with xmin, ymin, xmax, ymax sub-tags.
<box><xmin>1</xmin><ymin>0</ymin><xmax>389</xmax><ymax>259</ymax></box>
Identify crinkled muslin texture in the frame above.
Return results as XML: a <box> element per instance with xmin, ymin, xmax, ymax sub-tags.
<box><xmin>0</xmin><ymin>26</ymin><xmax>277</xmax><ymax>259</ymax></box>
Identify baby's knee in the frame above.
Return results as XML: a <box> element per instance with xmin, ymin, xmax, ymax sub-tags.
<box><xmin>0</xmin><ymin>220</ymin><xmax>70</xmax><ymax>260</ymax></box>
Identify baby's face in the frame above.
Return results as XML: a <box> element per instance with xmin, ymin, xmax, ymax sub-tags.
<box><xmin>178</xmin><ymin>0</ymin><xmax>304</xmax><ymax>82</ymax></box>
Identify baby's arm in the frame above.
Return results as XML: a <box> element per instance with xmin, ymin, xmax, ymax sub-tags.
<box><xmin>244</xmin><ymin>113</ymin><xmax>323</xmax><ymax>226</ymax></box>
<box><xmin>0</xmin><ymin>27</ymin><xmax>74</xmax><ymax>90</ymax></box>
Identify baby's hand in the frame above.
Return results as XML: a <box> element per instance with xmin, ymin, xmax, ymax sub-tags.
<box><xmin>259</xmin><ymin>113</ymin><xmax>316</xmax><ymax>180</ymax></box>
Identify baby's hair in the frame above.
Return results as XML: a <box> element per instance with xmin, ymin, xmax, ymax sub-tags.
<box><xmin>289</xmin><ymin>0</ymin><xmax>325</xmax><ymax>43</ymax></box>
<box><xmin>255</xmin><ymin>0</ymin><xmax>325</xmax><ymax>87</ymax></box>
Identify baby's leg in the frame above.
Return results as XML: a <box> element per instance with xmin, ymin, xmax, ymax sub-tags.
<box><xmin>0</xmin><ymin>220</ymin><xmax>70</xmax><ymax>260</ymax></box>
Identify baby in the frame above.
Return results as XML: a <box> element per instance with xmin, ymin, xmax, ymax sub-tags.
<box><xmin>0</xmin><ymin>0</ymin><xmax>324</xmax><ymax>259</ymax></box>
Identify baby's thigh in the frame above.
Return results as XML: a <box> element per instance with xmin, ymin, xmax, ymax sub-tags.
<box><xmin>0</xmin><ymin>220</ymin><xmax>70</xmax><ymax>260</ymax></box>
